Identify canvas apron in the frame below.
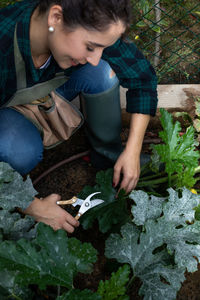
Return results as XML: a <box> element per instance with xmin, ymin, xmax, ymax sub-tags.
<box><xmin>4</xmin><ymin>25</ymin><xmax>84</xmax><ymax>149</ymax></box>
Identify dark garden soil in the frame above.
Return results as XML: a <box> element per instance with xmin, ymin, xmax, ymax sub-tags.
<box><xmin>29</xmin><ymin>111</ymin><xmax>200</xmax><ymax>300</ymax></box>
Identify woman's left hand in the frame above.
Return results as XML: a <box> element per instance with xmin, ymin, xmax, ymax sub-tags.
<box><xmin>113</xmin><ymin>148</ymin><xmax>140</xmax><ymax>194</ymax></box>
<box><xmin>112</xmin><ymin>113</ymin><xmax>150</xmax><ymax>194</ymax></box>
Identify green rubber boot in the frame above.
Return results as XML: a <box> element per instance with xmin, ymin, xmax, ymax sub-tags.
<box><xmin>81</xmin><ymin>81</ymin><xmax>123</xmax><ymax>169</ymax></box>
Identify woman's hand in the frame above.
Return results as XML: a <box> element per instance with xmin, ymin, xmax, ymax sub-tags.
<box><xmin>24</xmin><ymin>194</ymin><xmax>80</xmax><ymax>233</ymax></box>
<box><xmin>113</xmin><ymin>149</ymin><xmax>140</xmax><ymax>194</ymax></box>
<box><xmin>113</xmin><ymin>113</ymin><xmax>150</xmax><ymax>194</ymax></box>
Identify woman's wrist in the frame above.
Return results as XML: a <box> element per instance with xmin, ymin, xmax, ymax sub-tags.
<box><xmin>24</xmin><ymin>197</ymin><xmax>43</xmax><ymax>217</ymax></box>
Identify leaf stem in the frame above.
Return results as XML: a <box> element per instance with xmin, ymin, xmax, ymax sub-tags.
<box><xmin>195</xmin><ymin>166</ymin><xmax>200</xmax><ymax>174</ymax></box>
<box><xmin>139</xmin><ymin>171</ymin><xmax>166</xmax><ymax>181</ymax></box>
<box><xmin>137</xmin><ymin>175</ymin><xmax>169</xmax><ymax>187</ymax></box>
<box><xmin>168</xmin><ymin>173</ymin><xmax>172</xmax><ymax>188</ymax></box>
<box><xmin>127</xmin><ymin>274</ymin><xmax>135</xmax><ymax>291</ymax></box>
<box><xmin>8</xmin><ymin>294</ymin><xmax>22</xmax><ymax>300</ymax></box>
<box><xmin>57</xmin><ymin>285</ymin><xmax>61</xmax><ymax>297</ymax></box>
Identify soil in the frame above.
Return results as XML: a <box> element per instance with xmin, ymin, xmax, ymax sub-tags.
<box><xmin>29</xmin><ymin>112</ymin><xmax>200</xmax><ymax>300</ymax></box>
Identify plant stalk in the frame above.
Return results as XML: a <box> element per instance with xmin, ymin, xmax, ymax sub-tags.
<box><xmin>195</xmin><ymin>166</ymin><xmax>200</xmax><ymax>174</ymax></box>
<box><xmin>138</xmin><ymin>166</ymin><xmax>200</xmax><ymax>188</ymax></box>
<box><xmin>8</xmin><ymin>294</ymin><xmax>22</xmax><ymax>300</ymax></box>
<box><xmin>137</xmin><ymin>175</ymin><xmax>170</xmax><ymax>187</ymax></box>
<box><xmin>57</xmin><ymin>285</ymin><xmax>61</xmax><ymax>297</ymax></box>
<box><xmin>139</xmin><ymin>171</ymin><xmax>166</xmax><ymax>181</ymax></box>
<box><xmin>127</xmin><ymin>274</ymin><xmax>135</xmax><ymax>291</ymax></box>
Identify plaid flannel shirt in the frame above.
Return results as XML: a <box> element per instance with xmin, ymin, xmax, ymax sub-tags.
<box><xmin>0</xmin><ymin>0</ymin><xmax>158</xmax><ymax>115</ymax></box>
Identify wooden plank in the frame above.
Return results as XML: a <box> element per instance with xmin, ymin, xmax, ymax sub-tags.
<box><xmin>120</xmin><ymin>84</ymin><xmax>200</xmax><ymax>109</ymax></box>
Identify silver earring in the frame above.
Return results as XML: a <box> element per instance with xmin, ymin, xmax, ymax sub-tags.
<box><xmin>48</xmin><ymin>26</ymin><xmax>55</xmax><ymax>32</ymax></box>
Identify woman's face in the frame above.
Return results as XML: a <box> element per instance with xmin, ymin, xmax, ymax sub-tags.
<box><xmin>47</xmin><ymin>20</ymin><xmax>125</xmax><ymax>69</ymax></box>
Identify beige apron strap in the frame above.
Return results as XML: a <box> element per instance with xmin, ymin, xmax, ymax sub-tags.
<box><xmin>14</xmin><ymin>25</ymin><xmax>26</xmax><ymax>89</ymax></box>
<box><xmin>4</xmin><ymin>24</ymin><xmax>67</xmax><ymax>107</ymax></box>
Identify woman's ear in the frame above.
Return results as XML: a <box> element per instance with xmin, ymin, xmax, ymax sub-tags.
<box><xmin>48</xmin><ymin>5</ymin><xmax>63</xmax><ymax>28</ymax></box>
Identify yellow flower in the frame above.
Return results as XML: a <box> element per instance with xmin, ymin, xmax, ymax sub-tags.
<box><xmin>191</xmin><ymin>189</ymin><xmax>198</xmax><ymax>194</ymax></box>
<box><xmin>135</xmin><ymin>35</ymin><xmax>139</xmax><ymax>40</ymax></box>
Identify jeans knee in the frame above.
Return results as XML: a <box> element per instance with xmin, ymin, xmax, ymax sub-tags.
<box><xmin>0</xmin><ymin>128</ymin><xmax>43</xmax><ymax>175</ymax></box>
<box><xmin>0</xmin><ymin>142</ymin><xmax>43</xmax><ymax>175</ymax></box>
<box><xmin>0</xmin><ymin>108</ymin><xmax>43</xmax><ymax>175</ymax></box>
<box><xmin>57</xmin><ymin>59</ymin><xmax>119</xmax><ymax>100</ymax></box>
<box><xmin>82</xmin><ymin>59</ymin><xmax>119</xmax><ymax>94</ymax></box>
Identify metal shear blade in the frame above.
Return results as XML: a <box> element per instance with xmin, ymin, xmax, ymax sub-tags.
<box><xmin>77</xmin><ymin>192</ymin><xmax>104</xmax><ymax>216</ymax></box>
<box><xmin>57</xmin><ymin>192</ymin><xmax>104</xmax><ymax>220</ymax></box>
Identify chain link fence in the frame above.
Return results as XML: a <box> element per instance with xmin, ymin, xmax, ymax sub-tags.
<box><xmin>131</xmin><ymin>0</ymin><xmax>200</xmax><ymax>84</ymax></box>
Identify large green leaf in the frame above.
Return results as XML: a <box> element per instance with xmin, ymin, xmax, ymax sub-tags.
<box><xmin>0</xmin><ymin>270</ymin><xmax>33</xmax><ymax>300</ymax></box>
<box><xmin>0</xmin><ymin>210</ymin><xmax>36</xmax><ymax>240</ymax></box>
<box><xmin>97</xmin><ymin>265</ymin><xmax>130</xmax><ymax>300</ymax></box>
<box><xmin>105</xmin><ymin>188</ymin><xmax>200</xmax><ymax>300</ymax></box>
<box><xmin>0</xmin><ymin>162</ymin><xmax>37</xmax><ymax>210</ymax></box>
<box><xmin>0</xmin><ymin>162</ymin><xmax>37</xmax><ymax>240</ymax></box>
<box><xmin>151</xmin><ymin>109</ymin><xmax>200</xmax><ymax>188</ymax></box>
<box><xmin>139</xmin><ymin>263</ymin><xmax>185</xmax><ymax>300</ymax></box>
<box><xmin>130</xmin><ymin>190</ymin><xmax>166</xmax><ymax>225</ymax></box>
<box><xmin>78</xmin><ymin>169</ymin><xmax>131</xmax><ymax>233</ymax></box>
<box><xmin>161</xmin><ymin>188</ymin><xmax>200</xmax><ymax>272</ymax></box>
<box><xmin>133</xmin><ymin>188</ymin><xmax>200</xmax><ymax>272</ymax></box>
<box><xmin>0</xmin><ymin>223</ymin><xmax>97</xmax><ymax>290</ymax></box>
<box><xmin>105</xmin><ymin>223</ymin><xmax>185</xmax><ymax>300</ymax></box>
<box><xmin>174</xmin><ymin>167</ymin><xmax>197</xmax><ymax>189</ymax></box>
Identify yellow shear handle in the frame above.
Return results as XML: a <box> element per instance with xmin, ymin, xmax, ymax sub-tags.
<box><xmin>75</xmin><ymin>212</ymin><xmax>82</xmax><ymax>220</ymax></box>
<box><xmin>56</xmin><ymin>196</ymin><xmax>77</xmax><ymax>205</ymax></box>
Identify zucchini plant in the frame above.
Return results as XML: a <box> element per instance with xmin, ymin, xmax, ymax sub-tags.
<box><xmin>0</xmin><ymin>163</ymin><xmax>130</xmax><ymax>299</ymax></box>
<box><xmin>1</xmin><ymin>108</ymin><xmax>200</xmax><ymax>299</ymax></box>
<box><xmin>105</xmin><ymin>188</ymin><xmax>200</xmax><ymax>300</ymax></box>
<box><xmin>137</xmin><ymin>108</ymin><xmax>200</xmax><ymax>193</ymax></box>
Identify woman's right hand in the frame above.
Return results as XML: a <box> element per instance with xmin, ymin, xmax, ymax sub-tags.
<box><xmin>24</xmin><ymin>194</ymin><xmax>80</xmax><ymax>233</ymax></box>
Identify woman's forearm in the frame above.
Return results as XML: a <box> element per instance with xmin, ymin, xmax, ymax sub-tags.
<box><xmin>125</xmin><ymin>113</ymin><xmax>150</xmax><ymax>155</ymax></box>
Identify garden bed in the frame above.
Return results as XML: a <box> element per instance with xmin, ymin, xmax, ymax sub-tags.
<box><xmin>29</xmin><ymin>109</ymin><xmax>200</xmax><ymax>299</ymax></box>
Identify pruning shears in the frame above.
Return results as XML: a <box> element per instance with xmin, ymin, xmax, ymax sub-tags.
<box><xmin>56</xmin><ymin>192</ymin><xmax>104</xmax><ymax>220</ymax></box>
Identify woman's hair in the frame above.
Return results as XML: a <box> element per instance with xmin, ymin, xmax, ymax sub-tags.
<box><xmin>38</xmin><ymin>0</ymin><xmax>132</xmax><ymax>31</ymax></box>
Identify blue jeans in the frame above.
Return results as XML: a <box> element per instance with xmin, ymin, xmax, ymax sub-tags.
<box><xmin>0</xmin><ymin>60</ymin><xmax>118</xmax><ymax>175</ymax></box>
